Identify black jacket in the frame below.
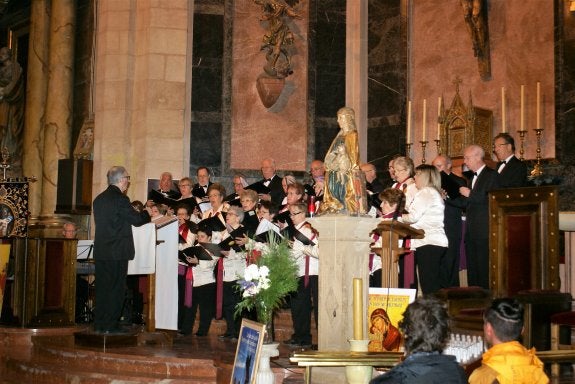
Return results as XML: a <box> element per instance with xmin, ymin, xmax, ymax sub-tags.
<box><xmin>93</xmin><ymin>185</ymin><xmax>151</xmax><ymax>261</ymax></box>
<box><xmin>497</xmin><ymin>155</ymin><xmax>528</xmax><ymax>188</ymax></box>
<box><xmin>370</xmin><ymin>352</ymin><xmax>467</xmax><ymax>384</ymax></box>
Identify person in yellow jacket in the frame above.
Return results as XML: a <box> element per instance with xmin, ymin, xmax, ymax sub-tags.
<box><xmin>469</xmin><ymin>298</ymin><xmax>548</xmax><ymax>384</ymax></box>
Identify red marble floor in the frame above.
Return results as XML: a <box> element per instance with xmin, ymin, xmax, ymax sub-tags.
<box><xmin>1</xmin><ymin>323</ymin><xmax>574</xmax><ymax>383</ymax></box>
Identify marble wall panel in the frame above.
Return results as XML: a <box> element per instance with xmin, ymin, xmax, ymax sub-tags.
<box><xmin>411</xmin><ymin>0</ymin><xmax>555</xmax><ymax>162</ymax></box>
<box><xmin>230</xmin><ymin>0</ymin><xmax>309</xmax><ymax>171</ymax></box>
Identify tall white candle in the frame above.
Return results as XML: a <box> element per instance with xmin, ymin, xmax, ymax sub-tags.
<box><xmin>536</xmin><ymin>82</ymin><xmax>541</xmax><ymax>128</ymax></box>
<box><xmin>407</xmin><ymin>100</ymin><xmax>412</xmax><ymax>143</ymax></box>
<box><xmin>437</xmin><ymin>96</ymin><xmax>442</xmax><ymax>140</ymax></box>
<box><xmin>501</xmin><ymin>87</ymin><xmax>506</xmax><ymax>133</ymax></box>
<box><xmin>520</xmin><ymin>85</ymin><xmax>525</xmax><ymax>131</ymax></box>
<box><xmin>352</xmin><ymin>278</ymin><xmax>363</xmax><ymax>340</ymax></box>
<box><xmin>422</xmin><ymin>99</ymin><xmax>427</xmax><ymax>141</ymax></box>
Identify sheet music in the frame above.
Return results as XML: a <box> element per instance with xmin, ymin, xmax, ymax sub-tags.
<box><xmin>255</xmin><ymin>218</ymin><xmax>281</xmax><ymax>236</ymax></box>
<box><xmin>76</xmin><ymin>240</ymin><xmax>94</xmax><ymax>260</ymax></box>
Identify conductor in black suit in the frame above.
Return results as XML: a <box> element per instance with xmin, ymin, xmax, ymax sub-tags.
<box><xmin>93</xmin><ymin>166</ymin><xmax>152</xmax><ymax>333</ymax></box>
<box><xmin>492</xmin><ymin>133</ymin><xmax>528</xmax><ymax>188</ymax></box>
<box><xmin>456</xmin><ymin>145</ymin><xmax>499</xmax><ymax>290</ymax></box>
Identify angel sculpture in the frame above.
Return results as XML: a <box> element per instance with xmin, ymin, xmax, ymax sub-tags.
<box><xmin>254</xmin><ymin>0</ymin><xmax>301</xmax><ymax>79</ymax></box>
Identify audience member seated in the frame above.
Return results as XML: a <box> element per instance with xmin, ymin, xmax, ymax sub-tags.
<box><xmin>370</xmin><ymin>297</ymin><xmax>466</xmax><ymax>384</ymax></box>
<box><xmin>468</xmin><ymin>298</ymin><xmax>548</xmax><ymax>384</ymax></box>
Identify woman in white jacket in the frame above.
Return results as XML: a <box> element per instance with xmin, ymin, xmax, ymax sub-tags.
<box><xmin>402</xmin><ymin>164</ymin><xmax>448</xmax><ymax>295</ymax></box>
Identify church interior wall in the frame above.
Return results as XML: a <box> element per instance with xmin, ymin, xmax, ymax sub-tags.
<box><xmin>0</xmin><ymin>0</ymin><xmax>574</xmax><ymax>214</ymax></box>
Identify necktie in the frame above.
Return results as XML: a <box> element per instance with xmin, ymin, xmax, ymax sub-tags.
<box><xmin>497</xmin><ymin>160</ymin><xmax>507</xmax><ymax>174</ymax></box>
<box><xmin>471</xmin><ymin>172</ymin><xmax>478</xmax><ymax>188</ymax></box>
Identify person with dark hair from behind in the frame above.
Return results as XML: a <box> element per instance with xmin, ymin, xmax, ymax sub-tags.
<box><xmin>370</xmin><ymin>297</ymin><xmax>466</xmax><ymax>384</ymax></box>
<box><xmin>469</xmin><ymin>298</ymin><xmax>548</xmax><ymax>384</ymax></box>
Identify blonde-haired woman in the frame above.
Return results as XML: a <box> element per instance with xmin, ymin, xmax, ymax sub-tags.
<box><xmin>402</xmin><ymin>164</ymin><xmax>448</xmax><ymax>295</ymax></box>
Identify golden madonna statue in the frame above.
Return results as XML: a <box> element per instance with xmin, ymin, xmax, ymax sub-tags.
<box><xmin>319</xmin><ymin>107</ymin><xmax>367</xmax><ymax>215</ymax></box>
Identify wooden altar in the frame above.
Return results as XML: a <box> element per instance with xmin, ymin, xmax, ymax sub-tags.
<box><xmin>488</xmin><ymin>185</ymin><xmax>560</xmax><ymax>297</ymax></box>
<box><xmin>1</xmin><ymin>238</ymin><xmax>77</xmax><ymax>327</ymax></box>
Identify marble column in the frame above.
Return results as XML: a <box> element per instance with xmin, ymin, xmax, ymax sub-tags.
<box><xmin>309</xmin><ymin>215</ymin><xmax>379</xmax><ymax>384</ymax></box>
<box><xmin>40</xmin><ymin>0</ymin><xmax>76</xmax><ymax>220</ymax></box>
<box><xmin>346</xmin><ymin>0</ymin><xmax>368</xmax><ymax>163</ymax></box>
<box><xmin>22</xmin><ymin>0</ymin><xmax>50</xmax><ymax>219</ymax></box>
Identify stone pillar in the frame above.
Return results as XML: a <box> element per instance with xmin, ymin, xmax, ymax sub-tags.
<box><xmin>40</xmin><ymin>0</ymin><xmax>76</xmax><ymax>219</ymax></box>
<box><xmin>93</xmin><ymin>1</ymin><xmax>189</xmax><ymax>205</ymax></box>
<box><xmin>346</xmin><ymin>0</ymin><xmax>368</xmax><ymax>163</ymax></box>
<box><xmin>309</xmin><ymin>215</ymin><xmax>379</xmax><ymax>384</ymax></box>
<box><xmin>22</xmin><ymin>0</ymin><xmax>50</xmax><ymax>218</ymax></box>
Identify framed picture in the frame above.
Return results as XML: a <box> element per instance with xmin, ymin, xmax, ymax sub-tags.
<box><xmin>367</xmin><ymin>288</ymin><xmax>416</xmax><ymax>352</ymax></box>
<box><xmin>231</xmin><ymin>319</ymin><xmax>265</xmax><ymax>384</ymax></box>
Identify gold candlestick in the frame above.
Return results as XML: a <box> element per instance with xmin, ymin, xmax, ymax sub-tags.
<box><xmin>530</xmin><ymin>128</ymin><xmax>544</xmax><ymax>178</ymax></box>
<box><xmin>405</xmin><ymin>143</ymin><xmax>412</xmax><ymax>157</ymax></box>
<box><xmin>434</xmin><ymin>139</ymin><xmax>441</xmax><ymax>155</ymax></box>
<box><xmin>420</xmin><ymin>141</ymin><xmax>428</xmax><ymax>164</ymax></box>
<box><xmin>0</xmin><ymin>147</ymin><xmax>10</xmax><ymax>181</ymax></box>
<box><xmin>517</xmin><ymin>130</ymin><xmax>527</xmax><ymax>161</ymax></box>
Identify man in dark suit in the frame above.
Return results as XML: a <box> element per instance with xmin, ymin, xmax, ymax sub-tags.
<box><xmin>258</xmin><ymin>158</ymin><xmax>284</xmax><ymax>206</ymax></box>
<box><xmin>433</xmin><ymin>155</ymin><xmax>466</xmax><ymax>288</ymax></box>
<box><xmin>457</xmin><ymin>145</ymin><xmax>499</xmax><ymax>290</ymax></box>
<box><xmin>93</xmin><ymin>166</ymin><xmax>151</xmax><ymax>333</ymax></box>
<box><xmin>493</xmin><ymin>133</ymin><xmax>528</xmax><ymax>188</ymax></box>
<box><xmin>192</xmin><ymin>166</ymin><xmax>213</xmax><ymax>201</ymax></box>
<box><xmin>148</xmin><ymin>171</ymin><xmax>180</xmax><ymax>200</ymax></box>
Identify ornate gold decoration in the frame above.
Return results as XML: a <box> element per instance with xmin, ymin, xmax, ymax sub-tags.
<box><xmin>439</xmin><ymin>78</ymin><xmax>492</xmax><ymax>159</ymax></box>
<box><xmin>255</xmin><ymin>0</ymin><xmax>301</xmax><ymax>79</ymax></box>
<box><xmin>254</xmin><ymin>0</ymin><xmax>301</xmax><ymax>108</ymax></box>
<box><xmin>0</xmin><ymin>181</ymin><xmax>28</xmax><ymax>237</ymax></box>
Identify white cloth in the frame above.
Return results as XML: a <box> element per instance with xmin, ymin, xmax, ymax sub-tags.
<box><xmin>128</xmin><ymin>221</ymin><xmax>179</xmax><ymax>330</ymax></box>
<box><xmin>154</xmin><ymin>219</ymin><xmax>179</xmax><ymax>330</ymax></box>
<box><xmin>404</xmin><ymin>186</ymin><xmax>448</xmax><ymax>249</ymax></box>
<box><xmin>129</xmin><ymin>223</ymin><xmax>156</xmax><ymax>274</ymax></box>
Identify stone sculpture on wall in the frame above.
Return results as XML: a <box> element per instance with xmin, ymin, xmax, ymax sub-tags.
<box><xmin>254</xmin><ymin>0</ymin><xmax>301</xmax><ymax>108</ymax></box>
<box><xmin>0</xmin><ymin>47</ymin><xmax>24</xmax><ymax>176</ymax></box>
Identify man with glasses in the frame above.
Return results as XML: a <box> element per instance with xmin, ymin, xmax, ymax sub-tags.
<box><xmin>192</xmin><ymin>167</ymin><xmax>213</xmax><ymax>201</ymax></box>
<box><xmin>492</xmin><ymin>133</ymin><xmax>528</xmax><ymax>188</ymax></box>
<box><xmin>93</xmin><ymin>166</ymin><xmax>152</xmax><ymax>334</ymax></box>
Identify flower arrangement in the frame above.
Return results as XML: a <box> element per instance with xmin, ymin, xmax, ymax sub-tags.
<box><xmin>235</xmin><ymin>238</ymin><xmax>298</xmax><ymax>331</ymax></box>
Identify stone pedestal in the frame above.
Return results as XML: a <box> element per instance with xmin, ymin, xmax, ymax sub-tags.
<box><xmin>309</xmin><ymin>215</ymin><xmax>379</xmax><ymax>384</ymax></box>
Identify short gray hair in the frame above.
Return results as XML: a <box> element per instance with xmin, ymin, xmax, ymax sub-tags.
<box><xmin>107</xmin><ymin>166</ymin><xmax>127</xmax><ymax>185</ymax></box>
<box><xmin>227</xmin><ymin>205</ymin><xmax>245</xmax><ymax>223</ymax></box>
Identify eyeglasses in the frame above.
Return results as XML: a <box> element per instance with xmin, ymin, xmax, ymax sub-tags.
<box><xmin>227</xmin><ymin>212</ymin><xmax>237</xmax><ymax>217</ymax></box>
<box><xmin>122</xmin><ymin>175</ymin><xmax>131</xmax><ymax>181</ymax></box>
<box><xmin>290</xmin><ymin>211</ymin><xmax>303</xmax><ymax>217</ymax></box>
<box><xmin>179</xmin><ymin>184</ymin><xmax>191</xmax><ymax>187</ymax></box>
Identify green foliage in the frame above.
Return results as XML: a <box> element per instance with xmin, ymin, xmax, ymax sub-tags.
<box><xmin>234</xmin><ymin>239</ymin><xmax>299</xmax><ymax>320</ymax></box>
